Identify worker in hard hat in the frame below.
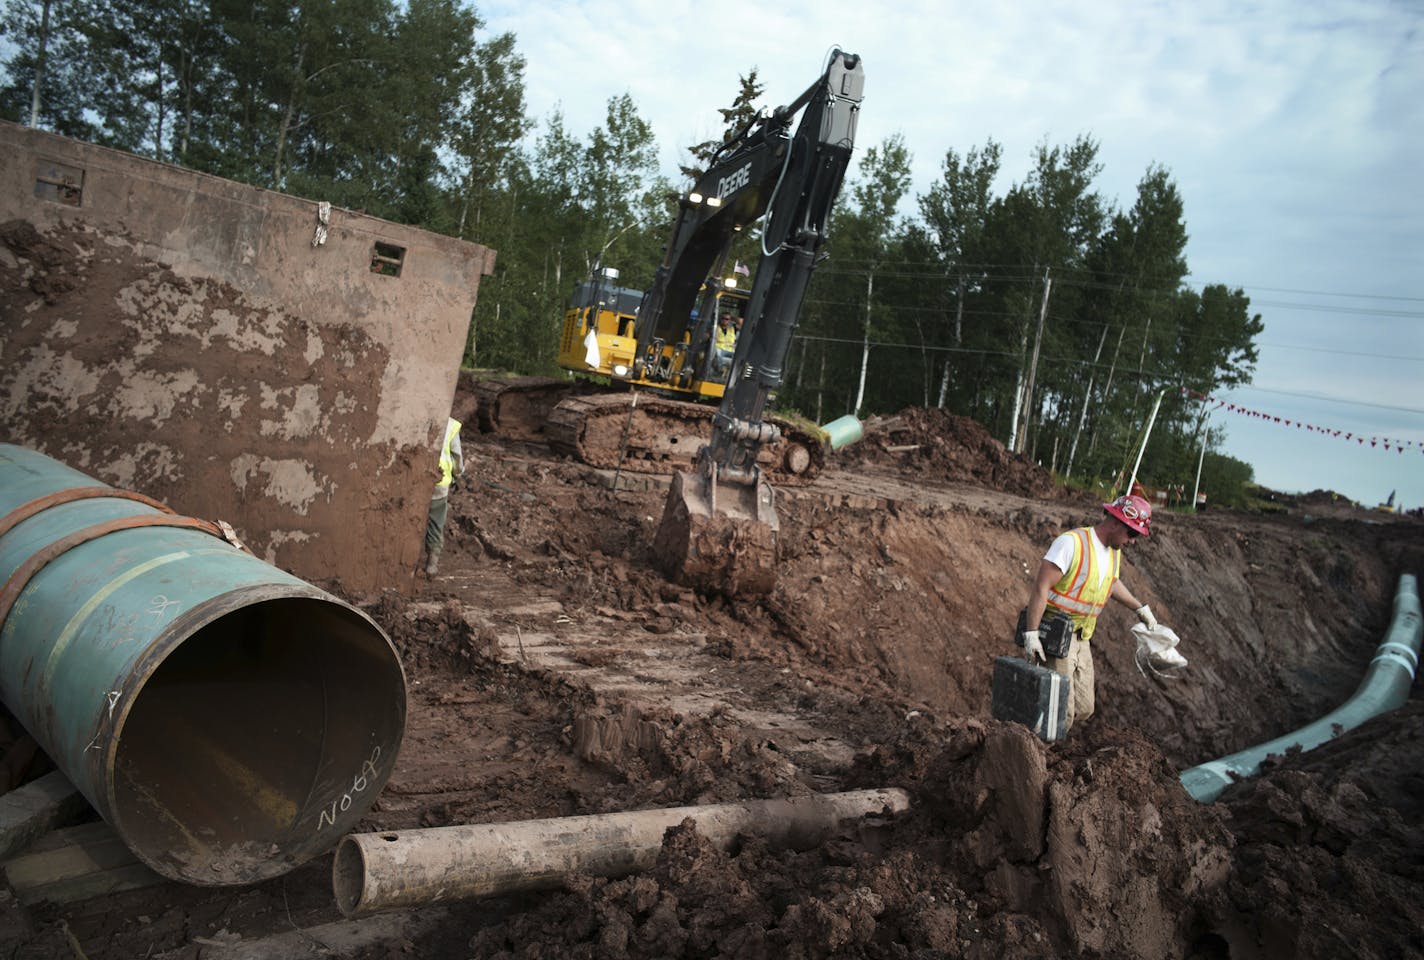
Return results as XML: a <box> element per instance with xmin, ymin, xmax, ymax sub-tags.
<box><xmin>1017</xmin><ymin>494</ymin><xmax>1169</xmax><ymax>731</ymax></box>
<box><xmin>423</xmin><ymin>417</ymin><xmax>464</xmax><ymax>576</ymax></box>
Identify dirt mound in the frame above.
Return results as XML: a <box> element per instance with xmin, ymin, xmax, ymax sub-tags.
<box><xmin>3</xmin><ymin>404</ymin><xmax>1421</xmax><ymax>960</ymax></box>
<box><xmin>1204</xmin><ymin>701</ymin><xmax>1424</xmax><ymax>957</ymax></box>
<box><xmin>460</xmin><ymin>717</ymin><xmax>1236</xmax><ymax>959</ymax></box>
<box><xmin>840</xmin><ymin>407</ymin><xmax>1069</xmax><ymax>501</ymax></box>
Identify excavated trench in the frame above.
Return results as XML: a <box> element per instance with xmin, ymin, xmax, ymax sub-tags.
<box><xmin>2</xmin><ymin>405</ymin><xmax>1422</xmax><ymax>959</ymax></box>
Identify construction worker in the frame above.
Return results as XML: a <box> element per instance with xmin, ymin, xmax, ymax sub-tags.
<box><xmin>1017</xmin><ymin>494</ymin><xmax>1167</xmax><ymax>731</ymax></box>
<box><xmin>424</xmin><ymin>417</ymin><xmax>464</xmax><ymax>576</ymax></box>
<box><xmin>713</xmin><ymin>312</ymin><xmax>737</xmax><ymax>374</ymax></box>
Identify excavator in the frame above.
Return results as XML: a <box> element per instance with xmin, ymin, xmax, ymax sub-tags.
<box><xmin>539</xmin><ymin>270</ymin><xmax>819</xmax><ymax>478</ymax></box>
<box><xmin>474</xmin><ymin>50</ymin><xmax>864</xmax><ymax>595</ymax></box>
<box><xmin>645</xmin><ymin>49</ymin><xmax>864</xmax><ymax>596</ymax></box>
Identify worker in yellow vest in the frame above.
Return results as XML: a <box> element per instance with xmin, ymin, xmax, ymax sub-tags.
<box><xmin>713</xmin><ymin>313</ymin><xmax>738</xmax><ymax>375</ymax></box>
<box><xmin>1017</xmin><ymin>494</ymin><xmax>1169</xmax><ymax>731</ymax></box>
<box><xmin>424</xmin><ymin>417</ymin><xmax>464</xmax><ymax>576</ymax></box>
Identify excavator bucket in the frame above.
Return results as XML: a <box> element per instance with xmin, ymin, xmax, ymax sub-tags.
<box><xmin>653</xmin><ymin>465</ymin><xmax>778</xmax><ymax>597</ymax></box>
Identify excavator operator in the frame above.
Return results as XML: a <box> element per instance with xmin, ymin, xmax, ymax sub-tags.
<box><xmin>713</xmin><ymin>313</ymin><xmax>737</xmax><ymax>375</ymax></box>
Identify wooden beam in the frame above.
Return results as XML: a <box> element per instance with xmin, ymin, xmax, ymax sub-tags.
<box><xmin>0</xmin><ymin>771</ymin><xmax>90</xmax><ymax>862</ymax></box>
<box><xmin>3</xmin><ymin>820</ymin><xmax>165</xmax><ymax>905</ymax></box>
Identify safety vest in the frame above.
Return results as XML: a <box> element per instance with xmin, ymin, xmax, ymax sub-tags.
<box><xmin>1045</xmin><ymin>527</ymin><xmax>1120</xmax><ymax>641</ymax></box>
<box><xmin>715</xmin><ymin>323</ymin><xmax>736</xmax><ymax>352</ymax></box>
<box><xmin>437</xmin><ymin>418</ymin><xmax>461</xmax><ymax>489</ymax></box>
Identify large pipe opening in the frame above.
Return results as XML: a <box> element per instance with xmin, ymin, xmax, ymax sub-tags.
<box><xmin>0</xmin><ymin>444</ymin><xmax>408</xmax><ymax>887</ymax></box>
<box><xmin>112</xmin><ymin>594</ymin><xmax>406</xmax><ymax>885</ymax></box>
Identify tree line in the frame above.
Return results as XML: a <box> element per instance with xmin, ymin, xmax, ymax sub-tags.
<box><xmin>0</xmin><ymin>0</ymin><xmax>1263</xmax><ymax>504</ymax></box>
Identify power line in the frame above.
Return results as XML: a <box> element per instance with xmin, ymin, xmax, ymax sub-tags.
<box><xmin>1190</xmin><ymin>281</ymin><xmax>1424</xmax><ymax>303</ymax></box>
<box><xmin>789</xmin><ymin>332</ymin><xmax>1424</xmax><ymax>417</ymax></box>
<box><xmin>801</xmin><ymin>295</ymin><xmax>1424</xmax><ymax>365</ymax></box>
<box><xmin>816</xmin><ymin>258</ymin><xmax>1424</xmax><ymax>314</ymax></box>
<box><xmin>1215</xmin><ymin>385</ymin><xmax>1424</xmax><ymax>417</ymax></box>
<box><xmin>802</xmin><ymin>263</ymin><xmax>1424</xmax><ymax>359</ymax></box>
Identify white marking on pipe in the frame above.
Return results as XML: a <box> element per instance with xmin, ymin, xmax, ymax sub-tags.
<box><xmin>40</xmin><ymin>550</ymin><xmax>194</xmax><ymax>695</ymax></box>
<box><xmin>1192</xmin><ymin>760</ymin><xmax>1241</xmax><ymax>787</ymax></box>
<box><xmin>1372</xmin><ymin>641</ymin><xmax>1418</xmax><ymax>671</ymax></box>
<box><xmin>1370</xmin><ymin>649</ymin><xmax>1419</xmax><ymax>676</ymax></box>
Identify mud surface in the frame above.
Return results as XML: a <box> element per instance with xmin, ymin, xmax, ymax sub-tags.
<box><xmin>0</xmin><ymin>206</ymin><xmax>474</xmax><ymax>593</ymax></box>
<box><xmin>2</xmin><ymin>391</ymin><xmax>1423</xmax><ymax>959</ymax></box>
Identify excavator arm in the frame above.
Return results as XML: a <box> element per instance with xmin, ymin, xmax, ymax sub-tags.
<box><xmin>653</xmin><ymin>50</ymin><xmax>864</xmax><ymax>596</ymax></box>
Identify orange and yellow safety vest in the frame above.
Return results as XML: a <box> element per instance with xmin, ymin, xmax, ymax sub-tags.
<box><xmin>1046</xmin><ymin>527</ymin><xmax>1120</xmax><ymax>641</ymax></box>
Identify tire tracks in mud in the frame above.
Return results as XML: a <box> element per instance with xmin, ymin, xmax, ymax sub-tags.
<box><xmin>413</xmin><ymin>562</ymin><xmax>861</xmax><ymax>786</ymax></box>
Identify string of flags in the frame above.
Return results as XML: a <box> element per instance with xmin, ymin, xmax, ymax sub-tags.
<box><xmin>1180</xmin><ymin>388</ymin><xmax>1422</xmax><ymax>454</ymax></box>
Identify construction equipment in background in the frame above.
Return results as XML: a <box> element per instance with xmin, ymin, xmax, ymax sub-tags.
<box><xmin>473</xmin><ymin>261</ymin><xmax>828</xmax><ymax>483</ymax></box>
<box><xmin>469</xmin><ymin>54</ymin><xmax>864</xmax><ymax>503</ymax></box>
<box><xmin>544</xmin><ymin>271</ymin><xmax>829</xmax><ymax>481</ymax></box>
<box><xmin>650</xmin><ymin>49</ymin><xmax>864</xmax><ymax>596</ymax></box>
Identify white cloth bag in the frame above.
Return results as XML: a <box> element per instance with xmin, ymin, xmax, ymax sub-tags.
<box><xmin>1130</xmin><ymin>622</ymin><xmax>1188</xmax><ymax>675</ymax></box>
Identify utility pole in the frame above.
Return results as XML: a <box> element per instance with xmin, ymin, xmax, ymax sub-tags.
<box><xmin>937</xmin><ymin>276</ymin><xmax>963</xmax><ymax>408</ymax></box>
<box><xmin>1087</xmin><ymin>326</ymin><xmax>1126</xmax><ymax>457</ymax></box>
<box><xmin>853</xmin><ymin>266</ymin><xmax>874</xmax><ymax>416</ymax></box>
<box><xmin>1014</xmin><ymin>269</ymin><xmax>1052</xmax><ymax>454</ymax></box>
<box><xmin>28</xmin><ymin>0</ymin><xmax>53</xmax><ymax>128</ymax></box>
<box><xmin>1127</xmin><ymin>389</ymin><xmax>1165</xmax><ymax>497</ymax></box>
<box><xmin>1191</xmin><ymin>400</ymin><xmax>1212</xmax><ymax>512</ymax></box>
<box><xmin>815</xmin><ymin>347</ymin><xmax>826</xmax><ymax>423</ymax></box>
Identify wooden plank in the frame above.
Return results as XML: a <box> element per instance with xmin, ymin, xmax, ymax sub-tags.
<box><xmin>152</xmin><ymin>908</ymin><xmax>452</xmax><ymax>959</ymax></box>
<box><xmin>0</xmin><ymin>770</ymin><xmax>91</xmax><ymax>861</ymax></box>
<box><xmin>17</xmin><ymin>819</ymin><xmax>114</xmax><ymax>855</ymax></box>
<box><xmin>3</xmin><ymin>819</ymin><xmax>166</xmax><ymax>904</ymax></box>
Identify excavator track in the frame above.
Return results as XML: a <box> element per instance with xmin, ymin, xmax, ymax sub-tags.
<box><xmin>546</xmin><ymin>392</ymin><xmax>826</xmax><ymax>484</ymax></box>
<box><xmin>469</xmin><ymin>376</ymin><xmax>582</xmax><ymax>440</ymax></box>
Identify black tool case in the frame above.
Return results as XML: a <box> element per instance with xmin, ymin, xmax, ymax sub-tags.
<box><xmin>991</xmin><ymin>656</ymin><xmax>1070</xmax><ymax>741</ymax></box>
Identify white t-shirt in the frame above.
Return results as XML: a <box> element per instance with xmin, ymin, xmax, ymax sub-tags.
<box><xmin>1043</xmin><ymin>527</ymin><xmax>1114</xmax><ymax>590</ymax></box>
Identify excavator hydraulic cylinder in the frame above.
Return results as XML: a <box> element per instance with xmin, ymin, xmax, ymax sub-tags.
<box><xmin>0</xmin><ymin>444</ymin><xmax>406</xmax><ymax>885</ymax></box>
<box><xmin>333</xmin><ymin>787</ymin><xmax>910</xmax><ymax>916</ymax></box>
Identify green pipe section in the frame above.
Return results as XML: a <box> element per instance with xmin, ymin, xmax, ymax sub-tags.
<box><xmin>1180</xmin><ymin>573</ymin><xmax>1421</xmax><ymax>803</ymax></box>
<box><xmin>820</xmin><ymin>415</ymin><xmax>863</xmax><ymax>451</ymax></box>
<box><xmin>0</xmin><ymin>444</ymin><xmax>407</xmax><ymax>885</ymax></box>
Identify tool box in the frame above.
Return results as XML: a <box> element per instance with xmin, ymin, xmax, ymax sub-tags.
<box><xmin>1014</xmin><ymin>608</ymin><xmax>1075</xmax><ymax>658</ymax></box>
<box><xmin>991</xmin><ymin>656</ymin><xmax>1070</xmax><ymax>741</ymax></box>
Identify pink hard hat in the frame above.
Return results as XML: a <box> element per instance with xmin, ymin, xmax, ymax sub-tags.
<box><xmin>1103</xmin><ymin>494</ymin><xmax>1152</xmax><ymax>536</ymax></box>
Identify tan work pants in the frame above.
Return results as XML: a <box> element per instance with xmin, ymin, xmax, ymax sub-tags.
<box><xmin>1047</xmin><ymin>635</ymin><xmax>1094</xmax><ymax>731</ymax></box>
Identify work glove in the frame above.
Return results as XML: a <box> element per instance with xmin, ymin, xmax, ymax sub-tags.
<box><xmin>1135</xmin><ymin>604</ymin><xmax>1158</xmax><ymax>632</ymax></box>
<box><xmin>1020</xmin><ymin>629</ymin><xmax>1045</xmax><ymax>664</ymax></box>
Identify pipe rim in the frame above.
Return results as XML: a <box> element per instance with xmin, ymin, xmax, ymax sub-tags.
<box><xmin>98</xmin><ymin>583</ymin><xmax>405</xmax><ymax>885</ymax></box>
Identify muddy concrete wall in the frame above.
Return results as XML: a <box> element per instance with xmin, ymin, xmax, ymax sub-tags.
<box><xmin>0</xmin><ymin>121</ymin><xmax>495</xmax><ymax>593</ymax></box>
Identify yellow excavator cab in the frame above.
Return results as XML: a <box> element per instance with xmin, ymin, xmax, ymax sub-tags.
<box><xmin>555</xmin><ymin>267</ymin><xmax>746</xmax><ymax>402</ymax></box>
<box><xmin>555</xmin><ymin>271</ymin><xmax>643</xmax><ymax>380</ymax></box>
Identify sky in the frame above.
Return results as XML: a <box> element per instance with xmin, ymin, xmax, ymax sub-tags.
<box><xmin>487</xmin><ymin>0</ymin><xmax>1424</xmax><ymax>507</ymax></box>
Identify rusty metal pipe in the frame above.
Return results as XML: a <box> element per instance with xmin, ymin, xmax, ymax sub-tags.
<box><xmin>0</xmin><ymin>444</ymin><xmax>407</xmax><ymax>885</ymax></box>
<box><xmin>333</xmin><ymin>787</ymin><xmax>910</xmax><ymax>916</ymax></box>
